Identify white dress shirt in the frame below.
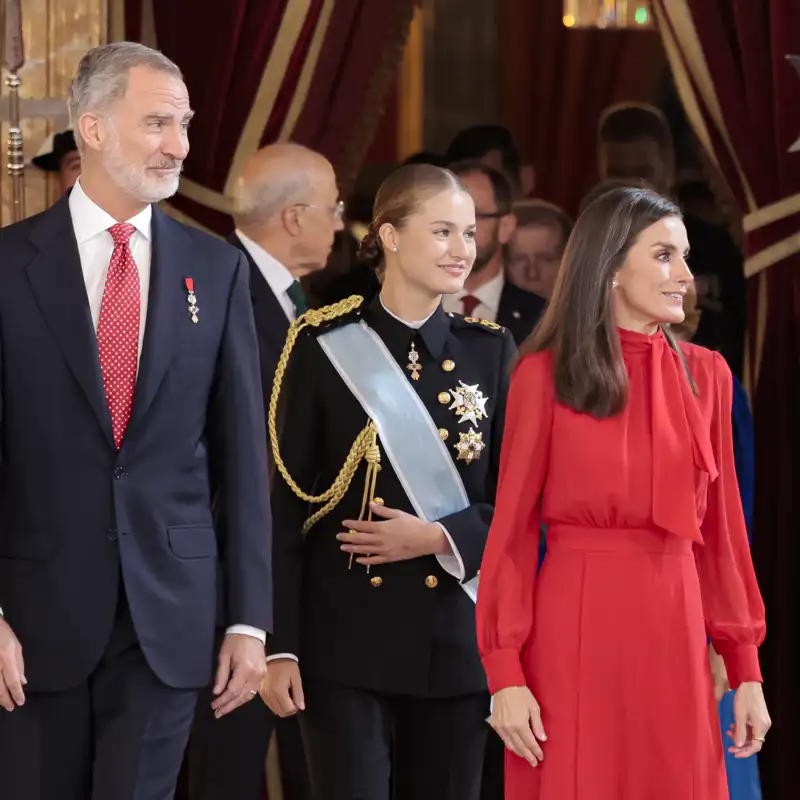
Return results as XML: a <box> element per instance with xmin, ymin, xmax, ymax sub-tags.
<box><xmin>441</xmin><ymin>270</ymin><xmax>505</xmax><ymax>321</ymax></box>
<box><xmin>66</xmin><ymin>180</ymin><xmax>265</xmax><ymax>645</ymax></box>
<box><xmin>235</xmin><ymin>230</ymin><xmax>297</xmax><ymax>321</ymax></box>
<box><xmin>267</xmin><ymin>295</ymin><xmax>468</xmax><ymax>664</ymax></box>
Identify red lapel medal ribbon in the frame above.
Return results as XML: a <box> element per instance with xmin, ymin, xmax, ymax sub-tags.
<box><xmin>184</xmin><ymin>277</ymin><xmax>199</xmax><ymax>323</ymax></box>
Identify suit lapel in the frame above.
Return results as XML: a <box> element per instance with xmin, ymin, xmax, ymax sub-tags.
<box><xmin>25</xmin><ymin>197</ymin><xmax>115</xmax><ymax>447</ymax></box>
<box><xmin>229</xmin><ymin>234</ymin><xmax>290</xmax><ymax>350</ymax></box>
<box><xmin>126</xmin><ymin>206</ymin><xmax>187</xmax><ymax>438</ymax></box>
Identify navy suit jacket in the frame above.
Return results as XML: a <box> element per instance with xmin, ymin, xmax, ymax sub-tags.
<box><xmin>227</xmin><ymin>233</ymin><xmax>290</xmax><ymax>406</ymax></box>
<box><xmin>0</xmin><ymin>198</ymin><xmax>272</xmax><ymax>692</ymax></box>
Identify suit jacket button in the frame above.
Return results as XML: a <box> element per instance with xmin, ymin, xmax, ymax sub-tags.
<box><xmin>370</xmin><ymin>576</ymin><xmax>383</xmax><ymax>587</ymax></box>
<box><xmin>108</xmin><ymin>528</ymin><xmax>118</xmax><ymax>541</ymax></box>
<box><xmin>425</xmin><ymin>575</ymin><xmax>438</xmax><ymax>589</ymax></box>
<box><xmin>442</xmin><ymin>360</ymin><xmax>455</xmax><ymax>372</ymax></box>
<box><xmin>439</xmin><ymin>428</ymin><xmax>449</xmax><ymax>441</ymax></box>
<box><xmin>113</xmin><ymin>466</ymin><xmax>125</xmax><ymax>479</ymax></box>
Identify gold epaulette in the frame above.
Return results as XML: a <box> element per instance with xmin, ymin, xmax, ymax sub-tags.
<box><xmin>459</xmin><ymin>315</ymin><xmax>506</xmax><ymax>333</ymax></box>
<box><xmin>268</xmin><ymin>295</ymin><xmax>379</xmax><ymax>536</ymax></box>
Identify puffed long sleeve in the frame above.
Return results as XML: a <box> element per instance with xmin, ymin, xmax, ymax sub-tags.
<box><xmin>696</xmin><ymin>352</ymin><xmax>766</xmax><ymax>688</ymax></box>
<box><xmin>476</xmin><ymin>351</ymin><xmax>553</xmax><ymax>694</ymax></box>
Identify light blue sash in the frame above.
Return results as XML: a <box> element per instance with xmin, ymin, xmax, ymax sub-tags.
<box><xmin>318</xmin><ymin>321</ymin><xmax>479</xmax><ymax>601</ymax></box>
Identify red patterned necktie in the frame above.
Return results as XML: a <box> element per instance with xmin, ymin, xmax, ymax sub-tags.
<box><xmin>97</xmin><ymin>222</ymin><xmax>141</xmax><ymax>449</ymax></box>
<box><xmin>462</xmin><ymin>294</ymin><xmax>481</xmax><ymax>316</ymax></box>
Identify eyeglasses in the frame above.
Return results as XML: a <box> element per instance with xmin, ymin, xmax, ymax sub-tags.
<box><xmin>295</xmin><ymin>200</ymin><xmax>345</xmax><ymax>221</ymax></box>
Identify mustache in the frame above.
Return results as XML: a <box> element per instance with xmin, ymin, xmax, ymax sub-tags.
<box><xmin>149</xmin><ymin>159</ymin><xmax>183</xmax><ymax>170</ymax></box>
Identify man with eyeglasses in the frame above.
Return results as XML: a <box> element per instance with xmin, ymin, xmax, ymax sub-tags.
<box><xmin>444</xmin><ymin>161</ymin><xmax>545</xmax><ymax>345</ymax></box>
<box><xmin>180</xmin><ymin>142</ymin><xmax>343</xmax><ymax>800</ymax></box>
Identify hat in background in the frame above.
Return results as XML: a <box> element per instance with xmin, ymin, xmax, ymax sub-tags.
<box><xmin>31</xmin><ymin>130</ymin><xmax>77</xmax><ymax>172</ymax></box>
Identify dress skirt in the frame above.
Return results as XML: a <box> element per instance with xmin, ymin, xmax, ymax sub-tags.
<box><xmin>507</xmin><ymin>525</ymin><xmax>728</xmax><ymax>800</ymax></box>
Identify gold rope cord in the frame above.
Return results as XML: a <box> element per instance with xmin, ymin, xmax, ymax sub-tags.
<box><xmin>268</xmin><ymin>294</ymin><xmax>380</xmax><ymax>534</ymax></box>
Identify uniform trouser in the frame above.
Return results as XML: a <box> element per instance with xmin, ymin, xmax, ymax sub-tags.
<box><xmin>299</xmin><ymin>679</ymin><xmax>489</xmax><ymax>800</ymax></box>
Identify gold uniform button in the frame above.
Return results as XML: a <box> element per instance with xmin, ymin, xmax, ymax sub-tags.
<box><xmin>370</xmin><ymin>576</ymin><xmax>383</xmax><ymax>587</ymax></box>
<box><xmin>425</xmin><ymin>575</ymin><xmax>438</xmax><ymax>589</ymax></box>
<box><xmin>438</xmin><ymin>392</ymin><xmax>451</xmax><ymax>404</ymax></box>
<box><xmin>439</xmin><ymin>428</ymin><xmax>449</xmax><ymax>441</ymax></box>
<box><xmin>442</xmin><ymin>360</ymin><xmax>455</xmax><ymax>372</ymax></box>
<box><xmin>373</xmin><ymin>497</ymin><xmax>384</xmax><ymax>505</ymax></box>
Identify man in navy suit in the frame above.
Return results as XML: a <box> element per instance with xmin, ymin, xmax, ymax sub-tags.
<box><xmin>0</xmin><ymin>42</ymin><xmax>272</xmax><ymax>800</ymax></box>
<box><xmin>182</xmin><ymin>143</ymin><xmax>342</xmax><ymax>800</ymax></box>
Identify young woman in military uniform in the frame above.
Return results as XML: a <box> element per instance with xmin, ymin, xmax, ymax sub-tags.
<box><xmin>261</xmin><ymin>164</ymin><xmax>516</xmax><ymax>800</ymax></box>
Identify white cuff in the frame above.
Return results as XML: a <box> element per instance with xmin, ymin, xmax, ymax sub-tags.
<box><xmin>434</xmin><ymin>523</ymin><xmax>466</xmax><ymax>581</ymax></box>
<box><xmin>225</xmin><ymin>624</ymin><xmax>267</xmax><ymax>644</ymax></box>
<box><xmin>266</xmin><ymin>653</ymin><xmax>299</xmax><ymax>663</ymax></box>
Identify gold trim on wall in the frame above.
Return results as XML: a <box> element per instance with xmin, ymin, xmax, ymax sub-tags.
<box><xmin>397</xmin><ymin>2</ymin><xmax>424</xmax><ymax>160</ymax></box>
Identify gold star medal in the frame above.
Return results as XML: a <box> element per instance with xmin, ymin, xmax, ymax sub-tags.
<box><xmin>455</xmin><ymin>428</ymin><xmax>485</xmax><ymax>463</ymax></box>
<box><xmin>448</xmin><ymin>381</ymin><xmax>488</xmax><ymax>426</ymax></box>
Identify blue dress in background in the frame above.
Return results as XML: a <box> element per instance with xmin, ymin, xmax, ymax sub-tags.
<box><xmin>722</xmin><ymin>376</ymin><xmax>760</xmax><ymax>800</ymax></box>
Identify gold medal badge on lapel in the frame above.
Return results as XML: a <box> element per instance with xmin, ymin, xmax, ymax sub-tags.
<box><xmin>184</xmin><ymin>277</ymin><xmax>198</xmax><ymax>323</ymax></box>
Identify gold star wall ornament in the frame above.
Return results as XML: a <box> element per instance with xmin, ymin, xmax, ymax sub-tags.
<box><xmin>448</xmin><ymin>381</ymin><xmax>488</xmax><ymax>426</ymax></box>
<box><xmin>789</xmin><ymin>55</ymin><xmax>800</xmax><ymax>153</ymax></box>
<box><xmin>454</xmin><ymin>428</ymin><xmax>485</xmax><ymax>463</ymax></box>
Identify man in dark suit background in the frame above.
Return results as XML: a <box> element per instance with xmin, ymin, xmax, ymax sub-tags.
<box><xmin>445</xmin><ymin>162</ymin><xmax>546</xmax><ymax>344</ymax></box>
<box><xmin>182</xmin><ymin>143</ymin><xmax>342</xmax><ymax>800</ymax></box>
<box><xmin>0</xmin><ymin>42</ymin><xmax>271</xmax><ymax>800</ymax></box>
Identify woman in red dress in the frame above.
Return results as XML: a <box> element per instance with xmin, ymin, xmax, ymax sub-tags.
<box><xmin>477</xmin><ymin>187</ymin><xmax>770</xmax><ymax>799</ymax></box>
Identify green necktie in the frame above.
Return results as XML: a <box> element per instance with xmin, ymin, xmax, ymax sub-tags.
<box><xmin>286</xmin><ymin>280</ymin><xmax>308</xmax><ymax>316</ymax></box>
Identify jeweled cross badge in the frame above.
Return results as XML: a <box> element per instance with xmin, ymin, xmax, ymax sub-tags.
<box><xmin>185</xmin><ymin>277</ymin><xmax>199</xmax><ymax>323</ymax></box>
<box><xmin>448</xmin><ymin>381</ymin><xmax>488</xmax><ymax>426</ymax></box>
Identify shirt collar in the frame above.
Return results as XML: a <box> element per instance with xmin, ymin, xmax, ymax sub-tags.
<box><xmin>364</xmin><ymin>293</ymin><xmax>450</xmax><ymax>360</ymax></box>
<box><xmin>455</xmin><ymin>271</ymin><xmax>505</xmax><ymax>313</ymax></box>
<box><xmin>235</xmin><ymin>230</ymin><xmax>295</xmax><ymax>298</ymax></box>
<box><xmin>68</xmin><ymin>178</ymin><xmax>152</xmax><ymax>244</ymax></box>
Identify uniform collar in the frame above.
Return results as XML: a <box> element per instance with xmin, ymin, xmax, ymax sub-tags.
<box><xmin>363</xmin><ymin>293</ymin><xmax>451</xmax><ymax>360</ymax></box>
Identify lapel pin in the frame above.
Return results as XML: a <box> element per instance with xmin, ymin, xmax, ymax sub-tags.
<box><xmin>184</xmin><ymin>277</ymin><xmax>199</xmax><ymax>323</ymax></box>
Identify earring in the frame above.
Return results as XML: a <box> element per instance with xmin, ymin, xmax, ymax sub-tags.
<box><xmin>612</xmin><ymin>280</ymin><xmax>619</xmax><ymax>288</ymax></box>
<box><xmin>391</xmin><ymin>246</ymin><xmax>398</xmax><ymax>252</ymax></box>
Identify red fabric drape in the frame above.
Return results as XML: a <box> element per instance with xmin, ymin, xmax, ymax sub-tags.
<box><xmin>499</xmin><ymin>0</ymin><xmax>666</xmax><ymax>218</ymax></box>
<box><xmin>122</xmin><ymin>0</ymin><xmax>414</xmax><ymax>234</ymax></box>
<box><xmin>654</xmin><ymin>2</ymin><xmax>800</xmax><ymax>796</ymax></box>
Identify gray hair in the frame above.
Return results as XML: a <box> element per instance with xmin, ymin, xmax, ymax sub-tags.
<box><xmin>232</xmin><ymin>173</ymin><xmax>312</xmax><ymax>228</ymax></box>
<box><xmin>68</xmin><ymin>42</ymin><xmax>182</xmax><ymax>148</ymax></box>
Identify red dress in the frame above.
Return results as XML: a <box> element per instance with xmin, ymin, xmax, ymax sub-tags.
<box><xmin>477</xmin><ymin>328</ymin><xmax>766</xmax><ymax>800</ymax></box>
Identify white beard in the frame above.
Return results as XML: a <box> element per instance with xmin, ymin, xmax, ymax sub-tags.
<box><xmin>102</xmin><ymin>128</ymin><xmax>182</xmax><ymax>204</ymax></box>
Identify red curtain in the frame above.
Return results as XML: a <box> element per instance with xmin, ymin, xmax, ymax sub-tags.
<box><xmin>653</xmin><ymin>2</ymin><xmax>800</xmax><ymax>796</ymax></box>
<box><xmin>499</xmin><ymin>0</ymin><xmax>667</xmax><ymax>218</ymax></box>
<box><xmin>123</xmin><ymin>0</ymin><xmax>415</xmax><ymax>233</ymax></box>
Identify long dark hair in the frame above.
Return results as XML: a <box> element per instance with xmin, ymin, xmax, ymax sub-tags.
<box><xmin>519</xmin><ymin>186</ymin><xmax>694</xmax><ymax>418</ymax></box>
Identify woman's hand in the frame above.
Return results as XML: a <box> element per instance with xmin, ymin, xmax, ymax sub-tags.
<box><xmin>337</xmin><ymin>502</ymin><xmax>450</xmax><ymax>566</ymax></box>
<box><xmin>490</xmin><ymin>686</ymin><xmax>547</xmax><ymax>767</ymax></box>
<box><xmin>709</xmin><ymin>643</ymin><xmax>729</xmax><ymax>702</ymax></box>
<box><xmin>726</xmin><ymin>681</ymin><xmax>771</xmax><ymax>758</ymax></box>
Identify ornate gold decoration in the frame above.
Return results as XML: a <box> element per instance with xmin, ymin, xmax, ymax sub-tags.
<box><xmin>269</xmin><ymin>295</ymin><xmax>380</xmax><ymax>535</ymax></box>
<box><xmin>455</xmin><ymin>428</ymin><xmax>485</xmax><ymax>463</ymax></box>
<box><xmin>406</xmin><ymin>340</ymin><xmax>422</xmax><ymax>380</ymax></box>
